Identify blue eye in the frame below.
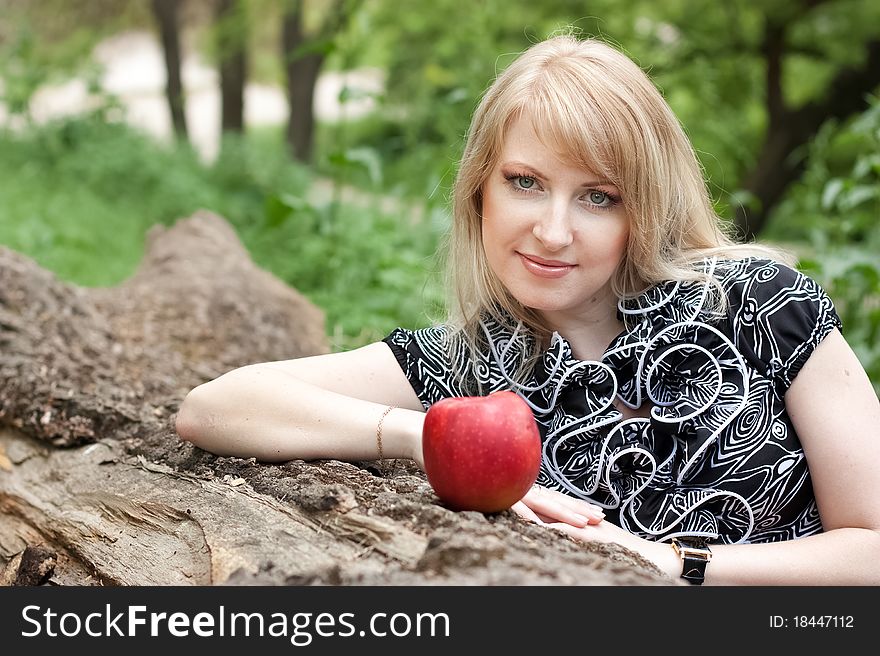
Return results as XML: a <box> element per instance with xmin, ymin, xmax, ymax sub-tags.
<box><xmin>589</xmin><ymin>191</ymin><xmax>610</xmax><ymax>205</ymax></box>
<box><xmin>517</xmin><ymin>176</ymin><xmax>536</xmax><ymax>189</ymax></box>
<box><xmin>580</xmin><ymin>189</ymin><xmax>621</xmax><ymax>212</ymax></box>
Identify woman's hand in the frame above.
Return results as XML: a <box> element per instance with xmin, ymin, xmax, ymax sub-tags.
<box><xmin>548</xmin><ymin>516</ymin><xmax>644</xmax><ymax>550</ymax></box>
<box><xmin>546</xmin><ymin>517</ymin><xmax>677</xmax><ymax>577</ymax></box>
<box><xmin>515</xmin><ymin>490</ymin><xmax>678</xmax><ymax>577</ymax></box>
<box><xmin>511</xmin><ymin>485</ymin><xmax>605</xmax><ymax>528</ymax></box>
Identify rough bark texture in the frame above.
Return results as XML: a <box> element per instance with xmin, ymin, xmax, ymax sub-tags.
<box><xmin>0</xmin><ymin>210</ymin><xmax>677</xmax><ymax>587</ymax></box>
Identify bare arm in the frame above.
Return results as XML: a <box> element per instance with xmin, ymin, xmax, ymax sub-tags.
<box><xmin>175</xmin><ymin>342</ymin><xmax>427</xmax><ymax>466</ymax></box>
<box><xmin>550</xmin><ymin>329</ymin><xmax>880</xmax><ymax>585</ymax></box>
<box><xmin>697</xmin><ymin>328</ymin><xmax>880</xmax><ymax>585</ymax></box>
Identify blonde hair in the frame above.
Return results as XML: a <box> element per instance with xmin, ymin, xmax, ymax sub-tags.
<box><xmin>443</xmin><ymin>34</ymin><xmax>793</xmax><ymax>384</ymax></box>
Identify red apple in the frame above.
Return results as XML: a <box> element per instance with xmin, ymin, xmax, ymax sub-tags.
<box><xmin>421</xmin><ymin>390</ymin><xmax>542</xmax><ymax>513</ymax></box>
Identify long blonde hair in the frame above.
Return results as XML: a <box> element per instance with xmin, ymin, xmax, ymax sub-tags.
<box><xmin>444</xmin><ymin>34</ymin><xmax>792</xmax><ymax>384</ymax></box>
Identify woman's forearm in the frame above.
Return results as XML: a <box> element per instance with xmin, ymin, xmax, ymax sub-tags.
<box><xmin>644</xmin><ymin>527</ymin><xmax>880</xmax><ymax>586</ymax></box>
<box><xmin>175</xmin><ymin>365</ymin><xmax>425</xmax><ymax>465</ymax></box>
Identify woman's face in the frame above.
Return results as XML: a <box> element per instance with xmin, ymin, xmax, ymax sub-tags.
<box><xmin>481</xmin><ymin>113</ymin><xmax>630</xmax><ymax>326</ymax></box>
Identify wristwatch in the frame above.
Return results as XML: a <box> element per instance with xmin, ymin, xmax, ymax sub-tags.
<box><xmin>671</xmin><ymin>537</ymin><xmax>712</xmax><ymax>585</ymax></box>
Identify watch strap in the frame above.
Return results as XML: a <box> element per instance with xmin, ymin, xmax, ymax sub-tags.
<box><xmin>679</xmin><ymin>552</ymin><xmax>709</xmax><ymax>585</ymax></box>
<box><xmin>672</xmin><ymin>537</ymin><xmax>711</xmax><ymax>586</ymax></box>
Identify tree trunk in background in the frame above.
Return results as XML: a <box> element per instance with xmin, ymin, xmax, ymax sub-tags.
<box><xmin>151</xmin><ymin>0</ymin><xmax>188</xmax><ymax>140</ymax></box>
<box><xmin>281</xmin><ymin>1</ymin><xmax>322</xmax><ymax>163</ymax></box>
<box><xmin>281</xmin><ymin>0</ymin><xmax>359</xmax><ymax>164</ymax></box>
<box><xmin>215</xmin><ymin>0</ymin><xmax>247</xmax><ymax>134</ymax></box>
<box><xmin>735</xmin><ymin>26</ymin><xmax>880</xmax><ymax>241</ymax></box>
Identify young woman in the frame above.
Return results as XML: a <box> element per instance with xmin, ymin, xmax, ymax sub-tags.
<box><xmin>175</xmin><ymin>34</ymin><xmax>880</xmax><ymax>585</ymax></box>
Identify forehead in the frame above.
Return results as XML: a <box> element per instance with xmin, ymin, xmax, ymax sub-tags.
<box><xmin>498</xmin><ymin>114</ymin><xmax>577</xmax><ymax>170</ymax></box>
<box><xmin>497</xmin><ymin>110</ymin><xmax>613</xmax><ymax>180</ymax></box>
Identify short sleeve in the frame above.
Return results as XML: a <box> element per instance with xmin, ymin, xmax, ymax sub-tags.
<box><xmin>725</xmin><ymin>259</ymin><xmax>842</xmax><ymax>392</ymax></box>
<box><xmin>382</xmin><ymin>325</ymin><xmax>468</xmax><ymax>410</ymax></box>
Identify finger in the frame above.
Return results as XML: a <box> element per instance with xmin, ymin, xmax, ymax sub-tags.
<box><xmin>522</xmin><ymin>493</ymin><xmax>599</xmax><ymax>527</ymax></box>
<box><xmin>554</xmin><ymin>507</ymin><xmax>592</xmax><ymax>527</ymax></box>
<box><xmin>511</xmin><ymin>500</ymin><xmax>545</xmax><ymax>524</ymax></box>
<box><xmin>529</xmin><ymin>486</ymin><xmax>605</xmax><ymax>519</ymax></box>
<box><xmin>558</xmin><ymin>501</ymin><xmax>604</xmax><ymax>524</ymax></box>
<box><xmin>530</xmin><ymin>501</ymin><xmax>590</xmax><ymax>527</ymax></box>
<box><xmin>553</xmin><ymin>493</ymin><xmax>606</xmax><ymax>519</ymax></box>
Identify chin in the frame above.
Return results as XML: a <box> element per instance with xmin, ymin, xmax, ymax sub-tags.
<box><xmin>508</xmin><ymin>289</ymin><xmax>573</xmax><ymax>314</ymax></box>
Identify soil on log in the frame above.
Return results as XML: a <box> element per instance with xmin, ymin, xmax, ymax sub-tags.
<box><xmin>0</xmin><ymin>210</ymin><xmax>676</xmax><ymax>586</ymax></box>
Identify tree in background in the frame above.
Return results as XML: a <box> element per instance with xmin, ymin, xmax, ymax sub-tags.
<box><xmin>730</xmin><ymin>1</ymin><xmax>880</xmax><ymax>240</ymax></box>
<box><xmin>150</xmin><ymin>0</ymin><xmax>188</xmax><ymax>140</ymax></box>
<box><xmin>281</xmin><ymin>0</ymin><xmax>361</xmax><ymax>163</ymax></box>
<box><xmin>214</xmin><ymin>0</ymin><xmax>248</xmax><ymax>134</ymax></box>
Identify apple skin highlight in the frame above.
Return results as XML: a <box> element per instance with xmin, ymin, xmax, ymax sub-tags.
<box><xmin>421</xmin><ymin>391</ymin><xmax>542</xmax><ymax>513</ymax></box>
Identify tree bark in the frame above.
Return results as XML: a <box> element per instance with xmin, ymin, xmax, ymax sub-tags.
<box><xmin>151</xmin><ymin>0</ymin><xmax>188</xmax><ymax>140</ymax></box>
<box><xmin>0</xmin><ymin>211</ymin><xmax>674</xmax><ymax>587</ymax></box>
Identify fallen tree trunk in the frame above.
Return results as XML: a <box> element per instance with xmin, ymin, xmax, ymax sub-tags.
<box><xmin>0</xmin><ymin>210</ymin><xmax>675</xmax><ymax>586</ymax></box>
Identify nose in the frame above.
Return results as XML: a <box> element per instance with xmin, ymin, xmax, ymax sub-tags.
<box><xmin>532</xmin><ymin>199</ymin><xmax>573</xmax><ymax>251</ymax></box>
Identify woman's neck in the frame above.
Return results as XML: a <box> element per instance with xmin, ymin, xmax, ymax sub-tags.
<box><xmin>539</xmin><ymin>300</ymin><xmax>624</xmax><ymax>362</ymax></box>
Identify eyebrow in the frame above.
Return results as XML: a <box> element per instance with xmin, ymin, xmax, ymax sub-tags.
<box><xmin>500</xmin><ymin>160</ymin><xmax>616</xmax><ymax>188</ymax></box>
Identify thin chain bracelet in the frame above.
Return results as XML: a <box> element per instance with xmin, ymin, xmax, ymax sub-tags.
<box><xmin>376</xmin><ymin>405</ymin><xmax>396</xmax><ymax>461</ymax></box>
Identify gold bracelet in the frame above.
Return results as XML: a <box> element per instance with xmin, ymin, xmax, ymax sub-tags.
<box><xmin>376</xmin><ymin>405</ymin><xmax>396</xmax><ymax>460</ymax></box>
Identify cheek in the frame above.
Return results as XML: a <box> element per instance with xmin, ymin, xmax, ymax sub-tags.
<box><xmin>480</xmin><ymin>188</ymin><xmax>517</xmax><ymax>249</ymax></box>
<box><xmin>613</xmin><ymin>224</ymin><xmax>630</xmax><ymax>259</ymax></box>
<box><xmin>480</xmin><ymin>183</ymin><xmax>505</xmax><ymax>228</ymax></box>
<box><xmin>601</xmin><ymin>220</ymin><xmax>629</xmax><ymax>262</ymax></box>
<box><xmin>480</xmin><ymin>217</ymin><xmax>504</xmax><ymax>270</ymax></box>
<box><xmin>575</xmin><ymin>219</ymin><xmax>629</xmax><ymax>265</ymax></box>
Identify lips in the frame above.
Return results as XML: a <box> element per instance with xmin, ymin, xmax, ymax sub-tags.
<box><xmin>517</xmin><ymin>252</ymin><xmax>576</xmax><ymax>279</ymax></box>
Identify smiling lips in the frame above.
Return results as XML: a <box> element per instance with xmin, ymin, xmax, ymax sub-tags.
<box><xmin>517</xmin><ymin>252</ymin><xmax>577</xmax><ymax>278</ymax></box>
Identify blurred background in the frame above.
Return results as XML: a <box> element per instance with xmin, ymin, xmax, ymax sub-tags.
<box><xmin>0</xmin><ymin>0</ymin><xmax>877</xmax><ymax>393</ymax></box>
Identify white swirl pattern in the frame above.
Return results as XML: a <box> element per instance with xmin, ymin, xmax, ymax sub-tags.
<box><xmin>384</xmin><ymin>258</ymin><xmax>842</xmax><ymax>544</ymax></box>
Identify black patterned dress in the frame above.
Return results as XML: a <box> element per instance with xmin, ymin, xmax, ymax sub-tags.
<box><xmin>383</xmin><ymin>258</ymin><xmax>842</xmax><ymax>544</ymax></box>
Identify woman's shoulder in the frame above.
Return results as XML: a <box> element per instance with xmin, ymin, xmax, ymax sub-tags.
<box><xmin>706</xmin><ymin>256</ymin><xmax>835</xmax><ymax>318</ymax></box>
<box><xmin>619</xmin><ymin>255</ymin><xmax>841</xmax><ymax>389</ymax></box>
<box><xmin>619</xmin><ymin>256</ymin><xmax>805</xmax><ymax>324</ymax></box>
<box><xmin>707</xmin><ymin>256</ymin><xmax>841</xmax><ymax>389</ymax></box>
<box><xmin>709</xmin><ymin>255</ymin><xmax>814</xmax><ymax>289</ymax></box>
